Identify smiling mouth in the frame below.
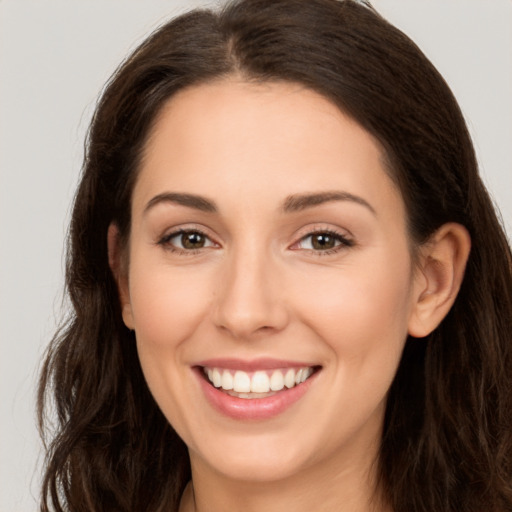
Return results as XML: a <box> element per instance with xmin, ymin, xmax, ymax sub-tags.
<box><xmin>201</xmin><ymin>366</ymin><xmax>320</xmax><ymax>399</ymax></box>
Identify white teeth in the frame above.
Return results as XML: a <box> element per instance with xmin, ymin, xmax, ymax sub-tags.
<box><xmin>284</xmin><ymin>369</ymin><xmax>295</xmax><ymax>388</ymax></box>
<box><xmin>251</xmin><ymin>371</ymin><xmax>270</xmax><ymax>393</ymax></box>
<box><xmin>233</xmin><ymin>371</ymin><xmax>251</xmax><ymax>392</ymax></box>
<box><xmin>204</xmin><ymin>366</ymin><xmax>316</xmax><ymax>394</ymax></box>
<box><xmin>221</xmin><ymin>370</ymin><xmax>234</xmax><ymax>390</ymax></box>
<box><xmin>270</xmin><ymin>370</ymin><xmax>285</xmax><ymax>391</ymax></box>
<box><xmin>212</xmin><ymin>368</ymin><xmax>222</xmax><ymax>388</ymax></box>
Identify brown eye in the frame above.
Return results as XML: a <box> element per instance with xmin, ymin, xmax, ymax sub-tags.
<box><xmin>295</xmin><ymin>230</ymin><xmax>353</xmax><ymax>253</ymax></box>
<box><xmin>160</xmin><ymin>229</ymin><xmax>216</xmax><ymax>252</ymax></box>
<box><xmin>310</xmin><ymin>233</ymin><xmax>337</xmax><ymax>250</ymax></box>
<box><xmin>181</xmin><ymin>231</ymin><xmax>206</xmax><ymax>249</ymax></box>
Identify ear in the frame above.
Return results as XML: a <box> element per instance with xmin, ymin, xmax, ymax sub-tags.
<box><xmin>107</xmin><ymin>223</ymin><xmax>135</xmax><ymax>330</ymax></box>
<box><xmin>408</xmin><ymin>223</ymin><xmax>471</xmax><ymax>338</ymax></box>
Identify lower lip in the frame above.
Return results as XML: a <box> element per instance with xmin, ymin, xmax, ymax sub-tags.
<box><xmin>194</xmin><ymin>368</ymin><xmax>318</xmax><ymax>420</ymax></box>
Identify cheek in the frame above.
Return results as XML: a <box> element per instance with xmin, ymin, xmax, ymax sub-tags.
<box><xmin>126</xmin><ymin>254</ymin><xmax>216</xmax><ymax>437</ymax></box>
<box><xmin>296</xmin><ymin>255</ymin><xmax>414</xmax><ymax>436</ymax></box>
<box><xmin>296</xmin><ymin>251</ymin><xmax>414</xmax><ymax>364</ymax></box>
<box><xmin>128</xmin><ymin>258</ymin><xmax>214</xmax><ymax>348</ymax></box>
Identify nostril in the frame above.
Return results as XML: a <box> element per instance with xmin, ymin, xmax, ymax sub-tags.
<box><xmin>211</xmin><ymin>270</ymin><xmax>289</xmax><ymax>338</ymax></box>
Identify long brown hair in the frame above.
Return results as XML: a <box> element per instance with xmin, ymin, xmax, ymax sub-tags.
<box><xmin>38</xmin><ymin>1</ymin><xmax>512</xmax><ymax>510</ymax></box>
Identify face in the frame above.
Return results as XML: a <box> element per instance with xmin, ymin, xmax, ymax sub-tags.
<box><xmin>119</xmin><ymin>80</ymin><xmax>422</xmax><ymax>484</ymax></box>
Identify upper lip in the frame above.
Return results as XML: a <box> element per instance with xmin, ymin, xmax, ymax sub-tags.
<box><xmin>195</xmin><ymin>358</ymin><xmax>319</xmax><ymax>372</ymax></box>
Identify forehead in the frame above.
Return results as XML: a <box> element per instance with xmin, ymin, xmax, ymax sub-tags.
<box><xmin>134</xmin><ymin>79</ymin><xmax>403</xmax><ymax>221</ymax></box>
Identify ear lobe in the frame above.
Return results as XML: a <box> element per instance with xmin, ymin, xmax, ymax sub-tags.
<box><xmin>107</xmin><ymin>223</ymin><xmax>135</xmax><ymax>330</ymax></box>
<box><xmin>408</xmin><ymin>223</ymin><xmax>471</xmax><ymax>338</ymax></box>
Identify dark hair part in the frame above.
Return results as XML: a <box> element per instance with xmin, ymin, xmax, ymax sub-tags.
<box><xmin>38</xmin><ymin>0</ymin><xmax>512</xmax><ymax>510</ymax></box>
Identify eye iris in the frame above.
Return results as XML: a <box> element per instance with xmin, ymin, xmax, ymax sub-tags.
<box><xmin>312</xmin><ymin>233</ymin><xmax>336</xmax><ymax>250</ymax></box>
<box><xmin>182</xmin><ymin>232</ymin><xmax>205</xmax><ymax>249</ymax></box>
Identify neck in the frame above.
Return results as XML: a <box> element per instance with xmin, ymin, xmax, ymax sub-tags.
<box><xmin>180</xmin><ymin>442</ymin><xmax>390</xmax><ymax>512</ymax></box>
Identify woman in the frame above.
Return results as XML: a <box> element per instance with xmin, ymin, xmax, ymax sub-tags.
<box><xmin>38</xmin><ymin>0</ymin><xmax>512</xmax><ymax>511</ymax></box>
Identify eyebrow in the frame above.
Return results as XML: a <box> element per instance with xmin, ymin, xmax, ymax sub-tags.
<box><xmin>282</xmin><ymin>191</ymin><xmax>376</xmax><ymax>215</ymax></box>
<box><xmin>143</xmin><ymin>190</ymin><xmax>375</xmax><ymax>216</ymax></box>
<box><xmin>143</xmin><ymin>192</ymin><xmax>218</xmax><ymax>214</ymax></box>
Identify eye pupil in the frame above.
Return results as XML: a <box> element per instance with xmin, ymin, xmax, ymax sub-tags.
<box><xmin>182</xmin><ymin>232</ymin><xmax>205</xmax><ymax>249</ymax></box>
<box><xmin>312</xmin><ymin>233</ymin><xmax>336</xmax><ymax>250</ymax></box>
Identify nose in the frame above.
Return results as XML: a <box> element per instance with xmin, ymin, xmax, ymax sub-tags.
<box><xmin>212</xmin><ymin>245</ymin><xmax>289</xmax><ymax>340</ymax></box>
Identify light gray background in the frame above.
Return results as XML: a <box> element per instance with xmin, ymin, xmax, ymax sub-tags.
<box><xmin>1</xmin><ymin>1</ymin><xmax>511</xmax><ymax>510</ymax></box>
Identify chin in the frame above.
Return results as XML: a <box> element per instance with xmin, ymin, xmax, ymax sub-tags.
<box><xmin>184</xmin><ymin>423</ymin><xmax>321</xmax><ymax>483</ymax></box>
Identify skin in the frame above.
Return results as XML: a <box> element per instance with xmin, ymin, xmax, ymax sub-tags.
<box><xmin>111</xmin><ymin>79</ymin><xmax>470</xmax><ymax>512</ymax></box>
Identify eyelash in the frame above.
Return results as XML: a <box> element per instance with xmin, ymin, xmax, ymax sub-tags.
<box><xmin>157</xmin><ymin>228</ymin><xmax>216</xmax><ymax>255</ymax></box>
<box><xmin>157</xmin><ymin>228</ymin><xmax>354</xmax><ymax>256</ymax></box>
<box><xmin>294</xmin><ymin>229</ymin><xmax>354</xmax><ymax>255</ymax></box>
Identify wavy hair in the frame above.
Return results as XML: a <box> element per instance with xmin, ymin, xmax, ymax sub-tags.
<box><xmin>38</xmin><ymin>0</ymin><xmax>512</xmax><ymax>510</ymax></box>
